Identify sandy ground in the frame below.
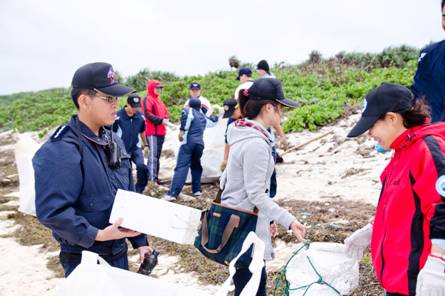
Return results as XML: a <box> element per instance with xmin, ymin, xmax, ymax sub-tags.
<box><xmin>0</xmin><ymin>195</ymin><xmax>61</xmax><ymax>296</ymax></box>
<box><xmin>0</xmin><ymin>113</ymin><xmax>391</xmax><ymax>295</ymax></box>
<box><xmin>277</xmin><ymin>113</ymin><xmax>391</xmax><ymax>206</ymax></box>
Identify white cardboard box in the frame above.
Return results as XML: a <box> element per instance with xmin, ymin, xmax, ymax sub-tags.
<box><xmin>110</xmin><ymin>189</ymin><xmax>202</xmax><ymax>245</ymax></box>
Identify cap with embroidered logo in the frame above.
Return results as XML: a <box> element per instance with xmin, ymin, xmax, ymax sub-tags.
<box><xmin>189</xmin><ymin>82</ymin><xmax>201</xmax><ymax>90</ymax></box>
<box><xmin>223</xmin><ymin>98</ymin><xmax>237</xmax><ymax>118</ymax></box>
<box><xmin>347</xmin><ymin>83</ymin><xmax>414</xmax><ymax>137</ymax></box>
<box><xmin>127</xmin><ymin>94</ymin><xmax>141</xmax><ymax>108</ymax></box>
<box><xmin>71</xmin><ymin>62</ymin><xmax>134</xmax><ymax>97</ymax></box>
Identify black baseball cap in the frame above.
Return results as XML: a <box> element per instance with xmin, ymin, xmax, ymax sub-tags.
<box><xmin>127</xmin><ymin>94</ymin><xmax>141</xmax><ymax>108</ymax></box>
<box><xmin>72</xmin><ymin>62</ymin><xmax>134</xmax><ymax>97</ymax></box>
<box><xmin>189</xmin><ymin>98</ymin><xmax>202</xmax><ymax>109</ymax></box>
<box><xmin>248</xmin><ymin>78</ymin><xmax>300</xmax><ymax>108</ymax></box>
<box><xmin>347</xmin><ymin>83</ymin><xmax>414</xmax><ymax>137</ymax></box>
<box><xmin>236</xmin><ymin>67</ymin><xmax>252</xmax><ymax>80</ymax></box>
<box><xmin>223</xmin><ymin>98</ymin><xmax>237</xmax><ymax>118</ymax></box>
<box><xmin>257</xmin><ymin>60</ymin><xmax>270</xmax><ymax>73</ymax></box>
<box><xmin>189</xmin><ymin>82</ymin><xmax>201</xmax><ymax>90</ymax></box>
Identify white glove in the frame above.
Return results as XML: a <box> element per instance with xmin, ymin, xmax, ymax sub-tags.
<box><xmin>416</xmin><ymin>255</ymin><xmax>445</xmax><ymax>296</ymax></box>
<box><xmin>344</xmin><ymin>223</ymin><xmax>372</xmax><ymax>261</ymax></box>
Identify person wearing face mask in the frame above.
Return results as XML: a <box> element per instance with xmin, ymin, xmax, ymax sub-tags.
<box><xmin>345</xmin><ymin>83</ymin><xmax>445</xmax><ymax>296</ymax></box>
<box><xmin>220</xmin><ymin>78</ymin><xmax>306</xmax><ymax>296</ymax></box>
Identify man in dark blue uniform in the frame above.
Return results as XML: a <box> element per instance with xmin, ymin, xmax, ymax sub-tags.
<box><xmin>33</xmin><ymin>62</ymin><xmax>151</xmax><ymax>277</ymax></box>
<box><xmin>411</xmin><ymin>1</ymin><xmax>445</xmax><ymax>122</ymax></box>
<box><xmin>113</xmin><ymin>94</ymin><xmax>148</xmax><ymax>193</ymax></box>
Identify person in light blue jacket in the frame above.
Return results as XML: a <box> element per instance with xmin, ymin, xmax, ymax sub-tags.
<box><xmin>164</xmin><ymin>98</ymin><xmax>218</xmax><ymax>200</ymax></box>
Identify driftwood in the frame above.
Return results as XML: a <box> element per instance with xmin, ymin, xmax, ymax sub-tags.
<box><xmin>281</xmin><ymin>130</ymin><xmax>334</xmax><ymax>156</ymax></box>
<box><xmin>158</xmin><ymin>176</ymin><xmax>220</xmax><ymax>185</ymax></box>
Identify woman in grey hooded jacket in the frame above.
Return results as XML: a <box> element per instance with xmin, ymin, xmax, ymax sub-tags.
<box><xmin>220</xmin><ymin>78</ymin><xmax>306</xmax><ymax>296</ymax></box>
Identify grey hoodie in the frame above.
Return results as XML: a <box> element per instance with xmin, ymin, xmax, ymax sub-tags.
<box><xmin>220</xmin><ymin>119</ymin><xmax>296</xmax><ymax>260</ymax></box>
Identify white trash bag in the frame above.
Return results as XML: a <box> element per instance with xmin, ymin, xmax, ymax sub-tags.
<box><xmin>55</xmin><ymin>232</ymin><xmax>265</xmax><ymax>296</ymax></box>
<box><xmin>14</xmin><ymin>133</ymin><xmax>40</xmax><ymax>216</ymax></box>
<box><xmin>217</xmin><ymin>231</ymin><xmax>266</xmax><ymax>296</ymax></box>
<box><xmin>162</xmin><ymin>118</ymin><xmax>227</xmax><ymax>182</ymax></box>
<box><xmin>284</xmin><ymin>242</ymin><xmax>359</xmax><ymax>296</ymax></box>
<box><xmin>54</xmin><ymin>251</ymin><xmax>207</xmax><ymax>296</ymax></box>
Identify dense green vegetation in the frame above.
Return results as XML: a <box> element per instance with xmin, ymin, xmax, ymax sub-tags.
<box><xmin>0</xmin><ymin>46</ymin><xmax>419</xmax><ymax>134</ymax></box>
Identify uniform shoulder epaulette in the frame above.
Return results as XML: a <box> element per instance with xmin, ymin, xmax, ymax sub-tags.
<box><xmin>50</xmin><ymin>125</ymin><xmax>70</xmax><ymax>141</ymax></box>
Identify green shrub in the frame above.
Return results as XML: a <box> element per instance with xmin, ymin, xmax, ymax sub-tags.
<box><xmin>0</xmin><ymin>46</ymin><xmax>419</xmax><ymax>134</ymax></box>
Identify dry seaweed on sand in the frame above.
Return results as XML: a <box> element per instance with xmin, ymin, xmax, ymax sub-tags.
<box><xmin>2</xmin><ymin>211</ymin><xmax>59</xmax><ymax>252</ymax></box>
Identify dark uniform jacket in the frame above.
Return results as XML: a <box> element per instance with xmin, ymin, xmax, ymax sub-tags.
<box><xmin>33</xmin><ymin>115</ymin><xmax>148</xmax><ymax>256</ymax></box>
<box><xmin>412</xmin><ymin>40</ymin><xmax>445</xmax><ymax>122</ymax></box>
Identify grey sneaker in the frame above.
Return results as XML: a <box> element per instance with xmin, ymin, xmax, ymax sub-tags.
<box><xmin>192</xmin><ymin>191</ymin><xmax>202</xmax><ymax>197</ymax></box>
<box><xmin>162</xmin><ymin>195</ymin><xmax>176</xmax><ymax>202</ymax></box>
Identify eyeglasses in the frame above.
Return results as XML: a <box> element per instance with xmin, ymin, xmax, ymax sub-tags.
<box><xmin>95</xmin><ymin>95</ymin><xmax>119</xmax><ymax>104</ymax></box>
<box><xmin>155</xmin><ymin>86</ymin><xmax>164</xmax><ymax>89</ymax></box>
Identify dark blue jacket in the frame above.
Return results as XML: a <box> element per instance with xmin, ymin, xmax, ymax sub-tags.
<box><xmin>33</xmin><ymin>116</ymin><xmax>148</xmax><ymax>255</ymax></box>
<box><xmin>411</xmin><ymin>40</ymin><xmax>445</xmax><ymax>122</ymax></box>
<box><xmin>180</xmin><ymin>104</ymin><xmax>218</xmax><ymax>146</ymax></box>
<box><xmin>112</xmin><ymin>108</ymin><xmax>145</xmax><ymax>154</ymax></box>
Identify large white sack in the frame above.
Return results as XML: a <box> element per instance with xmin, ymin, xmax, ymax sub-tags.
<box><xmin>14</xmin><ymin>133</ymin><xmax>40</xmax><ymax>216</ymax></box>
<box><xmin>286</xmin><ymin>242</ymin><xmax>359</xmax><ymax>296</ymax></box>
<box><xmin>56</xmin><ymin>233</ymin><xmax>265</xmax><ymax>296</ymax></box>
<box><xmin>162</xmin><ymin>118</ymin><xmax>227</xmax><ymax>182</ymax></box>
<box><xmin>216</xmin><ymin>231</ymin><xmax>266</xmax><ymax>296</ymax></box>
<box><xmin>110</xmin><ymin>189</ymin><xmax>202</xmax><ymax>245</ymax></box>
<box><xmin>55</xmin><ymin>251</ymin><xmax>209</xmax><ymax>296</ymax></box>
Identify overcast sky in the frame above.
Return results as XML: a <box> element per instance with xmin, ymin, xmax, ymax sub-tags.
<box><xmin>0</xmin><ymin>0</ymin><xmax>443</xmax><ymax>95</ymax></box>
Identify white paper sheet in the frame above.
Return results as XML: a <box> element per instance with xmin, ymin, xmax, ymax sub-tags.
<box><xmin>110</xmin><ymin>189</ymin><xmax>202</xmax><ymax>245</ymax></box>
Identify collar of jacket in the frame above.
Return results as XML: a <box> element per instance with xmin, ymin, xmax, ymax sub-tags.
<box><xmin>69</xmin><ymin>115</ymin><xmax>110</xmax><ymax>146</ymax></box>
<box><xmin>390</xmin><ymin>123</ymin><xmax>430</xmax><ymax>151</ymax></box>
<box><xmin>235</xmin><ymin>118</ymin><xmax>274</xmax><ymax>145</ymax></box>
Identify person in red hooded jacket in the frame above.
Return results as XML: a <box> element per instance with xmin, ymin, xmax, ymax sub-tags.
<box><xmin>141</xmin><ymin>80</ymin><xmax>169</xmax><ymax>184</ymax></box>
<box><xmin>345</xmin><ymin>83</ymin><xmax>445</xmax><ymax>296</ymax></box>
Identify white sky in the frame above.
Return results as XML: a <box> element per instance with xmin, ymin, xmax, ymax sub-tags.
<box><xmin>0</xmin><ymin>0</ymin><xmax>443</xmax><ymax>95</ymax></box>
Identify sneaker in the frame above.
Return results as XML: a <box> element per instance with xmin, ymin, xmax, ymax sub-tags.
<box><xmin>192</xmin><ymin>191</ymin><xmax>202</xmax><ymax>197</ymax></box>
<box><xmin>162</xmin><ymin>195</ymin><xmax>176</xmax><ymax>202</ymax></box>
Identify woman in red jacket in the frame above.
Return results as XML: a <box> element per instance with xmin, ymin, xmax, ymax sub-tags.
<box><xmin>141</xmin><ymin>80</ymin><xmax>169</xmax><ymax>184</ymax></box>
<box><xmin>345</xmin><ymin>83</ymin><xmax>445</xmax><ymax>296</ymax></box>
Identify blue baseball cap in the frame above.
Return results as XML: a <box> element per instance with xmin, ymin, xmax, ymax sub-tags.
<box><xmin>236</xmin><ymin>67</ymin><xmax>252</xmax><ymax>80</ymax></box>
<box><xmin>189</xmin><ymin>82</ymin><xmax>201</xmax><ymax>90</ymax></box>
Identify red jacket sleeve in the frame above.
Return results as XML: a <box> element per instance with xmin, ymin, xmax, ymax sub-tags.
<box><xmin>412</xmin><ymin>136</ymin><xmax>445</xmax><ymax>240</ymax></box>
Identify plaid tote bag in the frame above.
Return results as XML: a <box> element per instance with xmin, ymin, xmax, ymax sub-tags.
<box><xmin>194</xmin><ymin>191</ymin><xmax>258</xmax><ymax>266</ymax></box>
